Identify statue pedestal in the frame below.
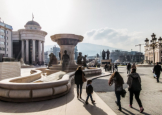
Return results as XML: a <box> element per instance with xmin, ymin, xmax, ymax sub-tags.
<box><xmin>101</xmin><ymin>59</ymin><xmax>111</xmax><ymax>67</ymax></box>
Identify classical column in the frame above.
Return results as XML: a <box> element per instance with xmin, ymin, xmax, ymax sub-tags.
<box><xmin>26</xmin><ymin>39</ymin><xmax>29</xmax><ymax>64</ymax></box>
<box><xmin>38</xmin><ymin>40</ymin><xmax>41</xmax><ymax>64</ymax></box>
<box><xmin>32</xmin><ymin>40</ymin><xmax>35</xmax><ymax>64</ymax></box>
<box><xmin>42</xmin><ymin>41</ymin><xmax>44</xmax><ymax>64</ymax></box>
<box><xmin>21</xmin><ymin>40</ymin><xmax>24</xmax><ymax>60</ymax></box>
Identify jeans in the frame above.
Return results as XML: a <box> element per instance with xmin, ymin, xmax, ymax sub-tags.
<box><xmin>129</xmin><ymin>90</ymin><xmax>143</xmax><ymax>107</ymax></box>
<box><xmin>86</xmin><ymin>94</ymin><xmax>93</xmax><ymax>102</ymax></box>
<box><xmin>76</xmin><ymin>83</ymin><xmax>83</xmax><ymax>95</ymax></box>
<box><xmin>156</xmin><ymin>74</ymin><xmax>160</xmax><ymax>82</ymax></box>
<box><xmin>115</xmin><ymin>91</ymin><xmax>122</xmax><ymax>109</ymax></box>
<box><xmin>127</xmin><ymin>69</ymin><xmax>131</xmax><ymax>74</ymax></box>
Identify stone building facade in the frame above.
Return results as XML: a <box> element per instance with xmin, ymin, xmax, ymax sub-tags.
<box><xmin>12</xmin><ymin>20</ymin><xmax>47</xmax><ymax>64</ymax></box>
<box><xmin>144</xmin><ymin>43</ymin><xmax>162</xmax><ymax>63</ymax></box>
<box><xmin>110</xmin><ymin>50</ymin><xmax>144</xmax><ymax>63</ymax></box>
<box><xmin>0</xmin><ymin>21</ymin><xmax>13</xmax><ymax>62</ymax></box>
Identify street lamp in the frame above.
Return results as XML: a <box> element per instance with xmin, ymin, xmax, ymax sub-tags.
<box><xmin>145</xmin><ymin>33</ymin><xmax>162</xmax><ymax>66</ymax></box>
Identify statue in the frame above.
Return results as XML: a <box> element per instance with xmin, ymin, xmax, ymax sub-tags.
<box><xmin>77</xmin><ymin>52</ymin><xmax>83</xmax><ymax>65</ymax></box>
<box><xmin>59</xmin><ymin>52</ymin><xmax>61</xmax><ymax>60</ymax></box>
<box><xmin>102</xmin><ymin>50</ymin><xmax>105</xmax><ymax>60</ymax></box>
<box><xmin>83</xmin><ymin>55</ymin><xmax>87</xmax><ymax>67</ymax></box>
<box><xmin>97</xmin><ymin>53</ymin><xmax>99</xmax><ymax>58</ymax></box>
<box><xmin>106</xmin><ymin>50</ymin><xmax>110</xmax><ymax>60</ymax></box>
<box><xmin>48</xmin><ymin>53</ymin><xmax>57</xmax><ymax>68</ymax></box>
<box><xmin>62</xmin><ymin>50</ymin><xmax>70</xmax><ymax>71</ymax></box>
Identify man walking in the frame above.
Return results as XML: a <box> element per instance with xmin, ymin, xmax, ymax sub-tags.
<box><xmin>127</xmin><ymin>63</ymin><xmax>131</xmax><ymax>74</ymax></box>
<box><xmin>153</xmin><ymin>62</ymin><xmax>162</xmax><ymax>83</ymax></box>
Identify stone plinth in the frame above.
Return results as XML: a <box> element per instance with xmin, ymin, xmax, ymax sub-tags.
<box><xmin>0</xmin><ymin>62</ymin><xmax>21</xmax><ymax>80</ymax></box>
<box><xmin>101</xmin><ymin>59</ymin><xmax>111</xmax><ymax>67</ymax></box>
<box><xmin>51</xmin><ymin>34</ymin><xmax>83</xmax><ymax>66</ymax></box>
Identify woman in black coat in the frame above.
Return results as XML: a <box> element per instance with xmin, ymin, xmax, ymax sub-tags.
<box><xmin>74</xmin><ymin>66</ymin><xmax>85</xmax><ymax>98</ymax></box>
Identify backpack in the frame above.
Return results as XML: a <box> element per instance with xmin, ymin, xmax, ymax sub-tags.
<box><xmin>130</xmin><ymin>76</ymin><xmax>141</xmax><ymax>91</ymax></box>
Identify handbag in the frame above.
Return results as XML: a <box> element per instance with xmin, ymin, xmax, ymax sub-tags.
<box><xmin>82</xmin><ymin>72</ymin><xmax>87</xmax><ymax>82</ymax></box>
<box><xmin>121</xmin><ymin>89</ymin><xmax>127</xmax><ymax>98</ymax></box>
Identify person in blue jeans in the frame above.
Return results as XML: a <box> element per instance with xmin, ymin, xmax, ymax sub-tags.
<box><xmin>85</xmin><ymin>80</ymin><xmax>95</xmax><ymax>104</ymax></box>
<box><xmin>109</xmin><ymin>72</ymin><xmax>124</xmax><ymax>111</ymax></box>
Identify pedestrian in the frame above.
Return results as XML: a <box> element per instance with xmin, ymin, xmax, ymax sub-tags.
<box><xmin>153</xmin><ymin>62</ymin><xmax>162</xmax><ymax>83</ymax></box>
<box><xmin>112</xmin><ymin>64</ymin><xmax>115</xmax><ymax>73</ymax></box>
<box><xmin>85</xmin><ymin>80</ymin><xmax>95</xmax><ymax>104</ymax></box>
<box><xmin>115</xmin><ymin>64</ymin><xmax>118</xmax><ymax>72</ymax></box>
<box><xmin>132</xmin><ymin>63</ymin><xmax>136</xmax><ymax>69</ymax></box>
<box><xmin>108</xmin><ymin>71</ymin><xmax>124</xmax><ymax>111</ymax></box>
<box><xmin>127</xmin><ymin>69</ymin><xmax>144</xmax><ymax>113</ymax></box>
<box><xmin>105</xmin><ymin>64</ymin><xmax>108</xmax><ymax>72</ymax></box>
<box><xmin>74</xmin><ymin>66</ymin><xmax>85</xmax><ymax>98</ymax></box>
<box><xmin>127</xmin><ymin>63</ymin><xmax>131</xmax><ymax>74</ymax></box>
<box><xmin>110</xmin><ymin>64</ymin><xmax>112</xmax><ymax>72</ymax></box>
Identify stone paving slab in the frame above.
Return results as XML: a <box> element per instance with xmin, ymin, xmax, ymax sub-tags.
<box><xmin>94</xmin><ymin>66</ymin><xmax>162</xmax><ymax>115</ymax></box>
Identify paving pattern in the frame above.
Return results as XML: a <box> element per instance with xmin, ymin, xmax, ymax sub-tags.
<box><xmin>94</xmin><ymin>66</ymin><xmax>162</xmax><ymax>115</ymax></box>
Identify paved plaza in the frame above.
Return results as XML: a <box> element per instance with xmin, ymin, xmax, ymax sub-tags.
<box><xmin>0</xmin><ymin>66</ymin><xmax>162</xmax><ymax>115</ymax></box>
<box><xmin>94</xmin><ymin>66</ymin><xmax>162</xmax><ymax>115</ymax></box>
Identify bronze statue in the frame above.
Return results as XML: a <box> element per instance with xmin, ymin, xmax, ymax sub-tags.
<box><xmin>102</xmin><ymin>50</ymin><xmax>105</xmax><ymax>60</ymax></box>
<box><xmin>62</xmin><ymin>50</ymin><xmax>70</xmax><ymax>71</ymax></box>
<box><xmin>106</xmin><ymin>50</ymin><xmax>110</xmax><ymax>60</ymax></box>
<box><xmin>83</xmin><ymin>55</ymin><xmax>87</xmax><ymax>67</ymax></box>
<box><xmin>77</xmin><ymin>52</ymin><xmax>83</xmax><ymax>65</ymax></box>
<box><xmin>48</xmin><ymin>53</ymin><xmax>57</xmax><ymax>68</ymax></box>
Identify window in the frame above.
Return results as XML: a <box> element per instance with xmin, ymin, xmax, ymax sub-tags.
<box><xmin>6</xmin><ymin>48</ymin><xmax>8</xmax><ymax>51</ymax></box>
<box><xmin>0</xmin><ymin>42</ymin><xmax>5</xmax><ymax>45</ymax></box>
<box><xmin>0</xmin><ymin>47</ymin><xmax>5</xmax><ymax>51</ymax></box>
<box><xmin>6</xmin><ymin>31</ymin><xmax>8</xmax><ymax>34</ymax></box>
<box><xmin>0</xmin><ymin>35</ymin><xmax>4</xmax><ymax>39</ymax></box>
<box><xmin>35</xmin><ymin>28</ymin><xmax>37</xmax><ymax>29</ymax></box>
<box><xmin>6</xmin><ymin>37</ymin><xmax>8</xmax><ymax>40</ymax></box>
<box><xmin>0</xmin><ymin>29</ymin><xmax>4</xmax><ymax>33</ymax></box>
<box><xmin>30</xmin><ymin>27</ymin><xmax>32</xmax><ymax>29</ymax></box>
<box><xmin>6</xmin><ymin>42</ymin><xmax>8</xmax><ymax>45</ymax></box>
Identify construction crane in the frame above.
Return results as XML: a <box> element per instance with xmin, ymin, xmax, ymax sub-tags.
<box><xmin>135</xmin><ymin>44</ymin><xmax>145</xmax><ymax>52</ymax></box>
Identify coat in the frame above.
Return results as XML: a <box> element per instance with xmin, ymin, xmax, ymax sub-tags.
<box><xmin>153</xmin><ymin>65</ymin><xmax>162</xmax><ymax>75</ymax></box>
<box><xmin>86</xmin><ymin>84</ymin><xmax>93</xmax><ymax>94</ymax></box>
<box><xmin>74</xmin><ymin>70</ymin><xmax>85</xmax><ymax>84</ymax></box>
<box><xmin>127</xmin><ymin>73</ymin><xmax>141</xmax><ymax>90</ymax></box>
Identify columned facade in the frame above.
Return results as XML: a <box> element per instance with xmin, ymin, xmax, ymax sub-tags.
<box><xmin>12</xmin><ymin>20</ymin><xmax>47</xmax><ymax>65</ymax></box>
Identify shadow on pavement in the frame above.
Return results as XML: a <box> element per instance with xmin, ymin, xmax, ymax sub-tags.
<box><xmin>131</xmin><ymin>107</ymin><xmax>151</xmax><ymax>115</ymax></box>
<box><xmin>0</xmin><ymin>84</ymin><xmax>75</xmax><ymax>113</ymax></box>
<box><xmin>83</xmin><ymin>103</ymin><xmax>108</xmax><ymax>115</ymax></box>
<box><xmin>92</xmin><ymin>79</ymin><xmax>128</xmax><ymax>92</ymax></box>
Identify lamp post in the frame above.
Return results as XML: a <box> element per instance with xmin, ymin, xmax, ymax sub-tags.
<box><xmin>145</xmin><ymin>33</ymin><xmax>162</xmax><ymax>66</ymax></box>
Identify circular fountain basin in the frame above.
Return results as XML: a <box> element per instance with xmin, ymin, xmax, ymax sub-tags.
<box><xmin>0</xmin><ymin>68</ymin><xmax>102</xmax><ymax>102</ymax></box>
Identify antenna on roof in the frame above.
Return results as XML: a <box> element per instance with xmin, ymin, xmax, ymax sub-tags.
<box><xmin>32</xmin><ymin>13</ymin><xmax>34</xmax><ymax>21</ymax></box>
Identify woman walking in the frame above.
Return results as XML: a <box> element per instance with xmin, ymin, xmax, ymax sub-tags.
<box><xmin>132</xmin><ymin>63</ymin><xmax>136</xmax><ymax>69</ymax></box>
<box><xmin>108</xmin><ymin>72</ymin><xmax>124</xmax><ymax>111</ymax></box>
<box><xmin>127</xmin><ymin>69</ymin><xmax>144</xmax><ymax>113</ymax></box>
<box><xmin>74</xmin><ymin>66</ymin><xmax>85</xmax><ymax>99</ymax></box>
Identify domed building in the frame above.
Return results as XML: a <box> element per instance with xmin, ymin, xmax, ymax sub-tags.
<box><xmin>12</xmin><ymin>20</ymin><xmax>47</xmax><ymax>64</ymax></box>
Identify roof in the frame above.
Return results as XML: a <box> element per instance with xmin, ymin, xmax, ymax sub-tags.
<box><xmin>25</xmin><ymin>20</ymin><xmax>40</xmax><ymax>26</ymax></box>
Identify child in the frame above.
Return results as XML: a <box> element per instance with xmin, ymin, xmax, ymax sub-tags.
<box><xmin>85</xmin><ymin>80</ymin><xmax>95</xmax><ymax>104</ymax></box>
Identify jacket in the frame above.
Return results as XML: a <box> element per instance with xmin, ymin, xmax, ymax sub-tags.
<box><xmin>127</xmin><ymin>73</ymin><xmax>141</xmax><ymax>89</ymax></box>
<box><xmin>86</xmin><ymin>84</ymin><xmax>93</xmax><ymax>94</ymax></box>
<box><xmin>74</xmin><ymin>70</ymin><xmax>85</xmax><ymax>84</ymax></box>
<box><xmin>113</xmin><ymin>77</ymin><xmax>124</xmax><ymax>91</ymax></box>
<box><xmin>127</xmin><ymin>64</ymin><xmax>131</xmax><ymax>70</ymax></box>
<box><xmin>153</xmin><ymin>65</ymin><xmax>162</xmax><ymax>75</ymax></box>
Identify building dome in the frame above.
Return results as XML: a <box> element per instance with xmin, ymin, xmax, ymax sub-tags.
<box><xmin>25</xmin><ymin>20</ymin><xmax>40</xmax><ymax>26</ymax></box>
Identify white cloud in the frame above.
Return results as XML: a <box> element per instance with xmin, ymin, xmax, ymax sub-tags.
<box><xmin>83</xmin><ymin>27</ymin><xmax>144</xmax><ymax>51</ymax></box>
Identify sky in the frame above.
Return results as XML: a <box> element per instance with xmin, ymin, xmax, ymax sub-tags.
<box><xmin>1</xmin><ymin>0</ymin><xmax>162</xmax><ymax>53</ymax></box>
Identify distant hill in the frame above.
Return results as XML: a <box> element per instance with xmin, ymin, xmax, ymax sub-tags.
<box><xmin>45</xmin><ymin>43</ymin><xmax>121</xmax><ymax>56</ymax></box>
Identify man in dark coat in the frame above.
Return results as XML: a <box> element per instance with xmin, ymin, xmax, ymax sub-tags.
<box><xmin>127</xmin><ymin>63</ymin><xmax>131</xmax><ymax>74</ymax></box>
<box><xmin>153</xmin><ymin>62</ymin><xmax>162</xmax><ymax>83</ymax></box>
<box><xmin>105</xmin><ymin>64</ymin><xmax>108</xmax><ymax>72</ymax></box>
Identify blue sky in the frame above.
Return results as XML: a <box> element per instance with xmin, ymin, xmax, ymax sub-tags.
<box><xmin>1</xmin><ymin>0</ymin><xmax>162</xmax><ymax>52</ymax></box>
